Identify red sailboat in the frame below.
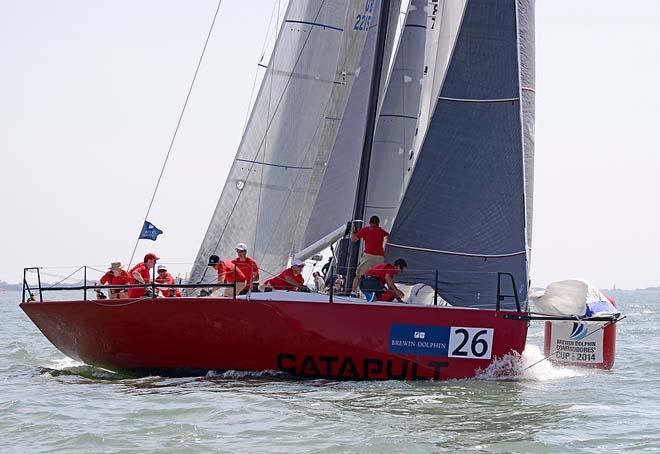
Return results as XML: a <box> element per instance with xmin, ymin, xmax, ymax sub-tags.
<box><xmin>21</xmin><ymin>0</ymin><xmax>541</xmax><ymax>380</ymax></box>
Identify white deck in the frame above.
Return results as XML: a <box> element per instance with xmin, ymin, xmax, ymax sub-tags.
<box><xmin>206</xmin><ymin>288</ymin><xmax>456</xmax><ymax>308</ymax></box>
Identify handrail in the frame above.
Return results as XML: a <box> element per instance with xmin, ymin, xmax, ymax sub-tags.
<box><xmin>22</xmin><ymin>265</ymin><xmax>524</xmax><ymax>311</ymax></box>
<box><xmin>496</xmin><ymin>272</ymin><xmax>521</xmax><ymax>312</ymax></box>
<box><xmin>35</xmin><ymin>283</ymin><xmax>235</xmax><ymax>292</ymax></box>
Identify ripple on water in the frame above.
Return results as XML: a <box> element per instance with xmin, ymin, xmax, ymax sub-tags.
<box><xmin>2</xmin><ymin>289</ymin><xmax>660</xmax><ymax>452</ymax></box>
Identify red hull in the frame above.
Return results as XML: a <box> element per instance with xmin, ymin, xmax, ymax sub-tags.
<box><xmin>20</xmin><ymin>298</ymin><xmax>528</xmax><ymax>380</ymax></box>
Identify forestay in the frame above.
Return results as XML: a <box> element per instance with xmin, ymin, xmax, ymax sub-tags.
<box><xmin>386</xmin><ymin>0</ymin><xmax>535</xmax><ymax>310</ymax></box>
<box><xmin>190</xmin><ymin>0</ymin><xmax>353</xmax><ymax>283</ymax></box>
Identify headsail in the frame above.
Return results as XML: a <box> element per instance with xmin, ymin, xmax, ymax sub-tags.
<box><xmin>386</xmin><ymin>0</ymin><xmax>534</xmax><ymax>310</ymax></box>
<box><xmin>364</xmin><ymin>0</ymin><xmax>428</xmax><ymax>232</ymax></box>
<box><xmin>415</xmin><ymin>0</ymin><xmax>467</xmax><ymax>167</ymax></box>
<box><xmin>190</xmin><ymin>1</ymin><xmax>352</xmax><ymax>283</ymax></box>
<box><xmin>518</xmin><ymin>0</ymin><xmax>536</xmax><ymax>257</ymax></box>
<box><xmin>300</xmin><ymin>0</ymin><xmax>402</xmax><ymax>255</ymax></box>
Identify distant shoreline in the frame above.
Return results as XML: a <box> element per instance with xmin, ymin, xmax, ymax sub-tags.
<box><xmin>1</xmin><ymin>281</ymin><xmax>659</xmax><ymax>292</ymax></box>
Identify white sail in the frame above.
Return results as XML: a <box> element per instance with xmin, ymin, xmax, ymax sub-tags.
<box><xmin>364</xmin><ymin>0</ymin><xmax>428</xmax><ymax>232</ymax></box>
<box><xmin>291</xmin><ymin>0</ymin><xmax>376</xmax><ymax>258</ymax></box>
<box><xmin>190</xmin><ymin>0</ymin><xmax>353</xmax><ymax>283</ymax></box>
<box><xmin>300</xmin><ymin>0</ymin><xmax>402</xmax><ymax>255</ymax></box>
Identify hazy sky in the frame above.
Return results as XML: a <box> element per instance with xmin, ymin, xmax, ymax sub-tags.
<box><xmin>1</xmin><ymin>1</ymin><xmax>659</xmax><ymax>289</ymax></box>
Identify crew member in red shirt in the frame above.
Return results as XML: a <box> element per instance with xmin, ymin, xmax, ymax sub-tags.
<box><xmin>128</xmin><ymin>253</ymin><xmax>159</xmax><ymax>298</ymax></box>
<box><xmin>99</xmin><ymin>262</ymin><xmax>131</xmax><ymax>299</ymax></box>
<box><xmin>231</xmin><ymin>242</ymin><xmax>259</xmax><ymax>294</ymax></box>
<box><xmin>359</xmin><ymin>258</ymin><xmax>407</xmax><ymax>302</ymax></box>
<box><xmin>155</xmin><ymin>264</ymin><xmax>181</xmax><ymax>297</ymax></box>
<box><xmin>208</xmin><ymin>254</ymin><xmax>246</xmax><ymax>297</ymax></box>
<box><xmin>262</xmin><ymin>259</ymin><xmax>306</xmax><ymax>291</ymax></box>
<box><xmin>351</xmin><ymin>215</ymin><xmax>389</xmax><ymax>293</ymax></box>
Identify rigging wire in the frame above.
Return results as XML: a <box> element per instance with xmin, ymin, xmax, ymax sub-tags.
<box><xmin>242</xmin><ymin>0</ymin><xmax>281</xmax><ymax>130</ymax></box>
<box><xmin>127</xmin><ymin>0</ymin><xmax>224</xmax><ymax>268</ymax></box>
<box><xmin>253</xmin><ymin>0</ymin><xmax>280</xmax><ymax>265</ymax></box>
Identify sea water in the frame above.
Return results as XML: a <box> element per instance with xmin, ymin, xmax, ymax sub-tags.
<box><xmin>1</xmin><ymin>289</ymin><xmax>658</xmax><ymax>452</ymax></box>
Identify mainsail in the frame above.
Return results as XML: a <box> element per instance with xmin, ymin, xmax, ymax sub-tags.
<box><xmin>385</xmin><ymin>0</ymin><xmax>535</xmax><ymax>310</ymax></box>
<box><xmin>190</xmin><ymin>0</ymin><xmax>357</xmax><ymax>283</ymax></box>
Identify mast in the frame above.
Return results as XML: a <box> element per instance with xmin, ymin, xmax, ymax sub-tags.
<box><xmin>344</xmin><ymin>0</ymin><xmax>392</xmax><ymax>291</ymax></box>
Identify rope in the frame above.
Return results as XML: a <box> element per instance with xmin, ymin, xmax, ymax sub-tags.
<box><xmin>523</xmin><ymin>315</ymin><xmax>627</xmax><ymax>371</ymax></box>
<box><xmin>43</xmin><ymin>266</ymin><xmax>84</xmax><ymax>290</ymax></box>
<box><xmin>127</xmin><ymin>0</ymin><xmax>224</xmax><ymax>268</ymax></box>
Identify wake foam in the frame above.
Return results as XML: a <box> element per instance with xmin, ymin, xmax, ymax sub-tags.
<box><xmin>205</xmin><ymin>369</ymin><xmax>286</xmax><ymax>379</ymax></box>
<box><xmin>475</xmin><ymin>345</ymin><xmax>585</xmax><ymax>381</ymax></box>
<box><xmin>520</xmin><ymin>345</ymin><xmax>584</xmax><ymax>381</ymax></box>
<box><xmin>41</xmin><ymin>356</ymin><xmax>128</xmax><ymax>380</ymax></box>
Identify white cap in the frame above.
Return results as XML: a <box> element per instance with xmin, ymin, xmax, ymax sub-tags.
<box><xmin>236</xmin><ymin>242</ymin><xmax>248</xmax><ymax>251</ymax></box>
<box><xmin>292</xmin><ymin>259</ymin><xmax>305</xmax><ymax>267</ymax></box>
<box><xmin>157</xmin><ymin>264</ymin><xmax>167</xmax><ymax>271</ymax></box>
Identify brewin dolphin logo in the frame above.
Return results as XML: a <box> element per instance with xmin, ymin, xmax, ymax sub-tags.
<box><xmin>390</xmin><ymin>324</ymin><xmax>449</xmax><ymax>356</ymax></box>
<box><xmin>569</xmin><ymin>322</ymin><xmax>588</xmax><ymax>341</ymax></box>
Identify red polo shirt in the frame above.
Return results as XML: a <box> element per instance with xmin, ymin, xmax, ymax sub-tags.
<box><xmin>231</xmin><ymin>256</ymin><xmax>259</xmax><ymax>285</ymax></box>
<box><xmin>355</xmin><ymin>225</ymin><xmax>389</xmax><ymax>256</ymax></box>
<box><xmin>155</xmin><ymin>272</ymin><xmax>182</xmax><ymax>297</ymax></box>
<box><xmin>266</xmin><ymin>267</ymin><xmax>304</xmax><ymax>290</ymax></box>
<box><xmin>128</xmin><ymin>262</ymin><xmax>152</xmax><ymax>298</ymax></box>
<box><xmin>129</xmin><ymin>263</ymin><xmax>151</xmax><ymax>284</ymax></box>
<box><xmin>365</xmin><ymin>263</ymin><xmax>397</xmax><ymax>287</ymax></box>
<box><xmin>100</xmin><ymin>270</ymin><xmax>131</xmax><ymax>286</ymax></box>
<box><xmin>217</xmin><ymin>259</ymin><xmax>246</xmax><ymax>283</ymax></box>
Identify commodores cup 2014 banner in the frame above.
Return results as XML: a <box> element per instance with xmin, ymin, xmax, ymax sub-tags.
<box><xmin>550</xmin><ymin>321</ymin><xmax>604</xmax><ymax>364</ymax></box>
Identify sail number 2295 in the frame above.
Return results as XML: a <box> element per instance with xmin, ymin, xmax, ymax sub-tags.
<box><xmin>448</xmin><ymin>327</ymin><xmax>494</xmax><ymax>359</ymax></box>
<box><xmin>354</xmin><ymin>0</ymin><xmax>376</xmax><ymax>31</ymax></box>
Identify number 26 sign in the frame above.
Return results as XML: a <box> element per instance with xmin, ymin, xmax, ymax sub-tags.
<box><xmin>448</xmin><ymin>327</ymin><xmax>494</xmax><ymax>359</ymax></box>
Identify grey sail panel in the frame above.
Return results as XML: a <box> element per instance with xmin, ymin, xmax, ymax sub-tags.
<box><xmin>518</xmin><ymin>0</ymin><xmax>535</xmax><ymax>259</ymax></box>
<box><xmin>415</xmin><ymin>0</ymin><xmax>467</xmax><ymax>172</ymax></box>
<box><xmin>190</xmin><ymin>0</ymin><xmax>349</xmax><ymax>283</ymax></box>
<box><xmin>386</xmin><ymin>0</ymin><xmax>528</xmax><ymax>310</ymax></box>
<box><xmin>364</xmin><ymin>0</ymin><xmax>427</xmax><ymax>232</ymax></box>
<box><xmin>300</xmin><ymin>0</ymin><xmax>401</xmax><ymax>253</ymax></box>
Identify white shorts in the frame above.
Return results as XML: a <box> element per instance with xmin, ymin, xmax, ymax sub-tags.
<box><xmin>357</xmin><ymin>253</ymin><xmax>384</xmax><ymax>276</ymax></box>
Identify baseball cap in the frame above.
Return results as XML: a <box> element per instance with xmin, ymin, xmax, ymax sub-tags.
<box><xmin>157</xmin><ymin>265</ymin><xmax>167</xmax><ymax>271</ymax></box>
<box><xmin>235</xmin><ymin>243</ymin><xmax>248</xmax><ymax>251</ymax></box>
<box><xmin>292</xmin><ymin>259</ymin><xmax>305</xmax><ymax>267</ymax></box>
<box><xmin>208</xmin><ymin>254</ymin><xmax>220</xmax><ymax>266</ymax></box>
<box><xmin>144</xmin><ymin>253</ymin><xmax>159</xmax><ymax>262</ymax></box>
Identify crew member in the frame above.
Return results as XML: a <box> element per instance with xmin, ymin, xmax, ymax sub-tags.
<box><xmin>262</xmin><ymin>259</ymin><xmax>306</xmax><ymax>291</ymax></box>
<box><xmin>208</xmin><ymin>254</ymin><xmax>246</xmax><ymax>297</ymax></box>
<box><xmin>351</xmin><ymin>215</ymin><xmax>389</xmax><ymax>293</ymax></box>
<box><xmin>128</xmin><ymin>253</ymin><xmax>159</xmax><ymax>298</ymax></box>
<box><xmin>359</xmin><ymin>258</ymin><xmax>407</xmax><ymax>302</ymax></box>
<box><xmin>312</xmin><ymin>271</ymin><xmax>325</xmax><ymax>293</ymax></box>
<box><xmin>155</xmin><ymin>264</ymin><xmax>181</xmax><ymax>297</ymax></box>
<box><xmin>99</xmin><ymin>262</ymin><xmax>131</xmax><ymax>299</ymax></box>
<box><xmin>231</xmin><ymin>243</ymin><xmax>259</xmax><ymax>294</ymax></box>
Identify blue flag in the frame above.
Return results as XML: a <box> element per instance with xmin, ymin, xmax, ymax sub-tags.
<box><xmin>139</xmin><ymin>221</ymin><xmax>163</xmax><ymax>241</ymax></box>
